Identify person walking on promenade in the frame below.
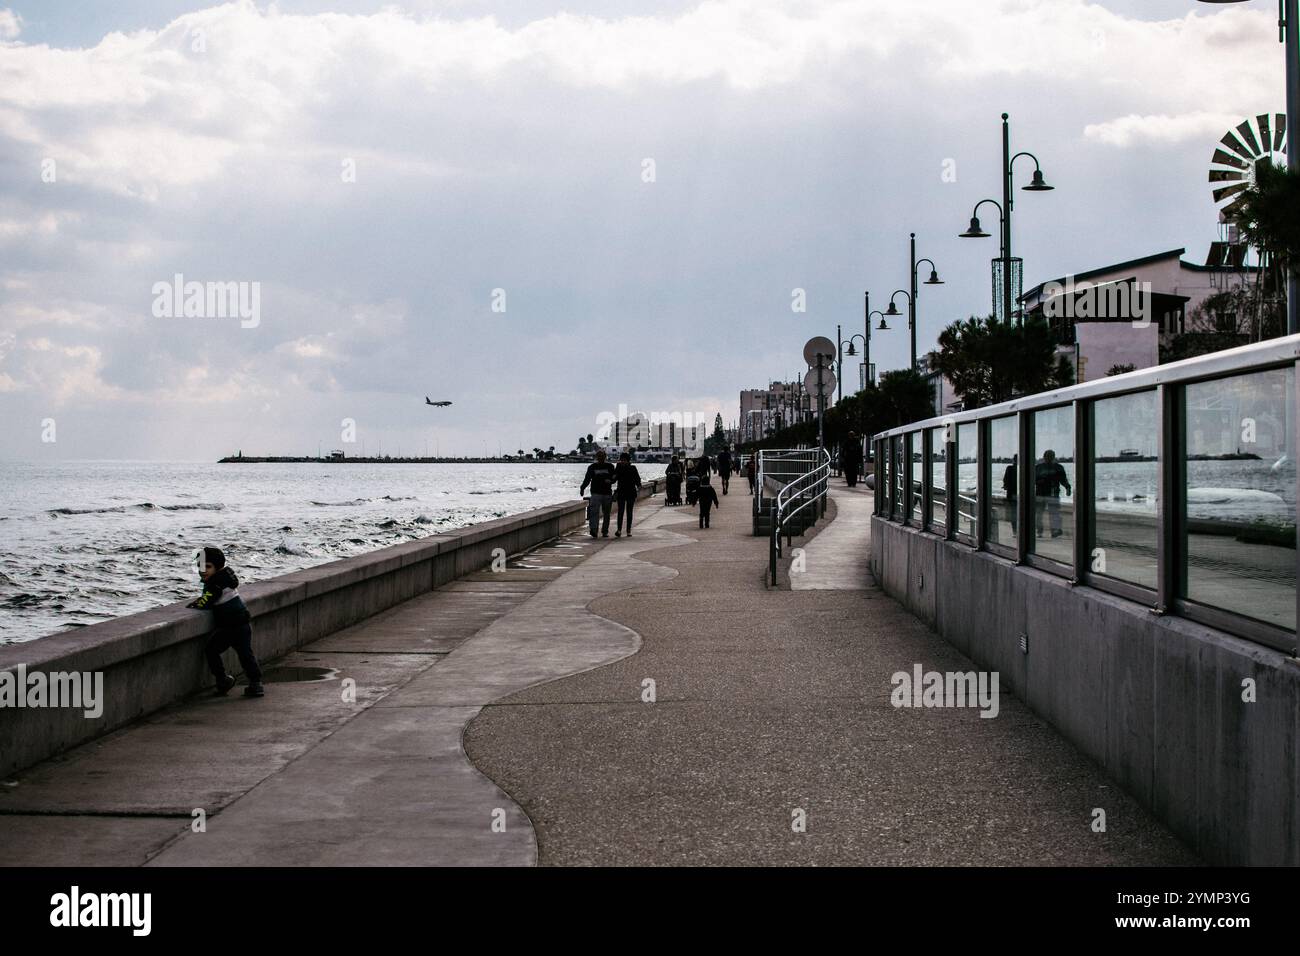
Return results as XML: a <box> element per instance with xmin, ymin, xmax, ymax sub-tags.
<box><xmin>1033</xmin><ymin>449</ymin><xmax>1071</xmax><ymax>539</ymax></box>
<box><xmin>188</xmin><ymin>546</ymin><xmax>264</xmax><ymax>698</ymax></box>
<box><xmin>745</xmin><ymin>455</ymin><xmax>757</xmax><ymax>495</ymax></box>
<box><xmin>613</xmin><ymin>452</ymin><xmax>642</xmax><ymax>537</ymax></box>
<box><xmin>841</xmin><ymin>433</ymin><xmax>863</xmax><ymax>488</ymax></box>
<box><xmin>693</xmin><ymin>453</ymin><xmax>711</xmax><ymax>479</ymax></box>
<box><xmin>696</xmin><ymin>475</ymin><xmax>720</xmax><ymax>529</ymax></box>
<box><xmin>665</xmin><ymin>455</ymin><xmax>683</xmax><ymax>506</ymax></box>
<box><xmin>580</xmin><ymin>449</ymin><xmax>617</xmax><ymax>538</ymax></box>
<box><xmin>716</xmin><ymin>446</ymin><xmax>733</xmax><ymax>495</ymax></box>
<box><xmin>1002</xmin><ymin>454</ymin><xmax>1019</xmax><ymax>534</ymax></box>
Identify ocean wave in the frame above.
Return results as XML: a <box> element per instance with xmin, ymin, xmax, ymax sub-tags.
<box><xmin>310</xmin><ymin>495</ymin><xmax>418</xmax><ymax>507</ymax></box>
<box><xmin>467</xmin><ymin>486</ymin><xmax>539</xmax><ymax>495</ymax></box>
<box><xmin>46</xmin><ymin>501</ymin><xmax>225</xmax><ymax>516</ymax></box>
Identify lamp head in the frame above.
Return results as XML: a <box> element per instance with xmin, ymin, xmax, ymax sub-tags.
<box><xmin>960</xmin><ymin>216</ymin><xmax>990</xmax><ymax>239</ymax></box>
<box><xmin>846</xmin><ymin>342</ymin><xmax>857</xmax><ymax>356</ymax></box>
<box><xmin>1024</xmin><ymin>169</ymin><xmax>1054</xmax><ymax>192</ymax></box>
<box><xmin>884</xmin><ymin>301</ymin><xmax>901</xmax><ymax>317</ymax></box>
<box><xmin>877</xmin><ymin>317</ymin><xmax>890</xmax><ymax>331</ymax></box>
<box><xmin>924</xmin><ymin>269</ymin><xmax>944</xmax><ymax>285</ymax></box>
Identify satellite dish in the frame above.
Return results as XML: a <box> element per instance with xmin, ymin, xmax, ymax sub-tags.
<box><xmin>803</xmin><ymin>336</ymin><xmax>837</xmax><ymax>367</ymax></box>
<box><xmin>1208</xmin><ymin>113</ymin><xmax>1287</xmax><ymax>216</ymax></box>
<box><xmin>804</xmin><ymin>367</ymin><xmax>836</xmax><ymax>397</ymax></box>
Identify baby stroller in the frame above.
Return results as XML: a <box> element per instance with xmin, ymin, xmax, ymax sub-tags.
<box><xmin>665</xmin><ymin>472</ymin><xmax>683</xmax><ymax>506</ymax></box>
<box><xmin>685</xmin><ymin>473</ymin><xmax>701</xmax><ymax>506</ymax></box>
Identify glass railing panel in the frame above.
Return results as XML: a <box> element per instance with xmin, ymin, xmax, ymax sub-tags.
<box><xmin>956</xmin><ymin>422</ymin><xmax>978</xmax><ymax>539</ymax></box>
<box><xmin>1090</xmin><ymin>390</ymin><xmax>1159</xmax><ymax>590</ymax></box>
<box><xmin>1031</xmin><ymin>405</ymin><xmax>1076</xmax><ymax>567</ymax></box>
<box><xmin>1183</xmin><ymin>366</ymin><xmax>1296</xmax><ymax>630</ymax></box>
<box><xmin>927</xmin><ymin>427</ymin><xmax>947</xmax><ymax>533</ymax></box>
<box><xmin>986</xmin><ymin>415</ymin><xmax>1019</xmax><ymax>551</ymax></box>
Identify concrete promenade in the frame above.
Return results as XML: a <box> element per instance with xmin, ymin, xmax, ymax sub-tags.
<box><xmin>0</xmin><ymin>484</ymin><xmax>1198</xmax><ymax>866</ymax></box>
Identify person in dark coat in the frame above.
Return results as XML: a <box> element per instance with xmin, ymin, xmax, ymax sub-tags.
<box><xmin>613</xmin><ymin>452</ymin><xmax>642</xmax><ymax>537</ymax></box>
<box><xmin>841</xmin><ymin>433</ymin><xmax>864</xmax><ymax>487</ymax></box>
<box><xmin>716</xmin><ymin>447</ymin><xmax>733</xmax><ymax>494</ymax></box>
<box><xmin>665</xmin><ymin>455</ymin><xmax>683</xmax><ymax>506</ymax></box>
<box><xmin>1034</xmin><ymin>449</ymin><xmax>1072</xmax><ymax>539</ymax></box>
<box><xmin>697</xmin><ymin>475</ymin><xmax>720</xmax><ymax>528</ymax></box>
<box><xmin>580</xmin><ymin>449</ymin><xmax>617</xmax><ymax>537</ymax></box>
<box><xmin>189</xmin><ymin>546</ymin><xmax>264</xmax><ymax>698</ymax></box>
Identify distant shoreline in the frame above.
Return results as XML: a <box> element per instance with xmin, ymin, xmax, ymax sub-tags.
<box><xmin>218</xmin><ymin>456</ymin><xmax>594</xmax><ymax>464</ymax></box>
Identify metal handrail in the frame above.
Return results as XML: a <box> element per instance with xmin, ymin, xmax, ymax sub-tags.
<box><xmin>768</xmin><ymin>448</ymin><xmax>831</xmax><ymax>586</ymax></box>
<box><xmin>754</xmin><ymin>447</ymin><xmax>819</xmax><ymax>515</ymax></box>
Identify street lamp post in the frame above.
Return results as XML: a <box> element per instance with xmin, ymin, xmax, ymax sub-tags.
<box><xmin>959</xmin><ymin>113</ymin><xmax>1053</xmax><ymax>325</ymax></box>
<box><xmin>1197</xmin><ymin>0</ymin><xmax>1299</xmax><ymax>335</ymax></box>
<box><xmin>909</xmin><ymin>232</ymin><xmax>945</xmax><ymax>371</ymax></box>
<box><xmin>884</xmin><ymin>290</ymin><xmax>913</xmax><ymax>366</ymax></box>
<box><xmin>845</xmin><ymin>304</ymin><xmax>890</xmax><ymax>461</ymax></box>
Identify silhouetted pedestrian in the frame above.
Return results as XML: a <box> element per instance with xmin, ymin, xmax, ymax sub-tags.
<box><xmin>613</xmin><ymin>452</ymin><xmax>642</xmax><ymax>537</ymax></box>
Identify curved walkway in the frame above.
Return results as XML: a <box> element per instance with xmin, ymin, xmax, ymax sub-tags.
<box><xmin>790</xmin><ymin>483</ymin><xmax>873</xmax><ymax>590</ymax></box>
<box><xmin>464</xmin><ymin>480</ymin><xmax>1200</xmax><ymax>865</ymax></box>
<box><xmin>148</xmin><ymin>507</ymin><xmax>692</xmax><ymax>866</ymax></box>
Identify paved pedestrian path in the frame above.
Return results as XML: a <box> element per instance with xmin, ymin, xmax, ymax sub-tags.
<box><xmin>0</xmin><ymin>482</ymin><xmax>1200</xmax><ymax>866</ymax></box>
<box><xmin>790</xmin><ymin>483</ymin><xmax>873</xmax><ymax>590</ymax></box>
<box><xmin>464</xmin><ymin>480</ymin><xmax>1199</xmax><ymax>865</ymax></box>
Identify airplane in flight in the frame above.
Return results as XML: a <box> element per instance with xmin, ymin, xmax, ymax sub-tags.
<box><xmin>425</xmin><ymin>397</ymin><xmax>453</xmax><ymax>407</ymax></box>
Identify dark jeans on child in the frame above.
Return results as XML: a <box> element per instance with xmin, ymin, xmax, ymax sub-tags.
<box><xmin>205</xmin><ymin>622</ymin><xmax>263</xmax><ymax>684</ymax></box>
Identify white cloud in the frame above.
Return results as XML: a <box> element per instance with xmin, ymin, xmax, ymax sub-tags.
<box><xmin>0</xmin><ymin>8</ymin><xmax>20</xmax><ymax>42</ymax></box>
<box><xmin>0</xmin><ymin>0</ymin><xmax>1289</xmax><ymax>456</ymax></box>
<box><xmin>1083</xmin><ymin>111</ymin><xmax>1253</xmax><ymax>147</ymax></box>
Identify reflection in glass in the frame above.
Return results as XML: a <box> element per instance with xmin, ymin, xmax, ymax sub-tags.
<box><xmin>928</xmin><ymin>428</ymin><xmax>947</xmax><ymax>532</ymax></box>
<box><xmin>986</xmin><ymin>415</ymin><xmax>1019</xmax><ymax>550</ymax></box>
<box><xmin>909</xmin><ymin>433</ymin><xmax>923</xmax><ymax>522</ymax></box>
<box><xmin>1091</xmin><ymin>391</ymin><xmax>1158</xmax><ymax>590</ymax></box>
<box><xmin>892</xmin><ymin>436</ymin><xmax>905</xmax><ymax>521</ymax></box>
<box><xmin>1031</xmin><ymin>406</ymin><xmax>1075</xmax><ymax>566</ymax></box>
<box><xmin>955</xmin><ymin>422</ymin><xmax>978</xmax><ymax>539</ymax></box>
<box><xmin>1183</xmin><ymin>367</ymin><xmax>1296</xmax><ymax>630</ymax></box>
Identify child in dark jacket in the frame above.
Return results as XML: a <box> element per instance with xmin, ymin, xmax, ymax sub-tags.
<box><xmin>697</xmin><ymin>477</ymin><xmax>720</xmax><ymax>529</ymax></box>
<box><xmin>188</xmin><ymin>546</ymin><xmax>264</xmax><ymax>698</ymax></box>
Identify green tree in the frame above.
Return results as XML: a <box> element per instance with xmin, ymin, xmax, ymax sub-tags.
<box><xmin>1231</xmin><ymin>162</ymin><xmax>1300</xmax><ymax>272</ymax></box>
<box><xmin>930</xmin><ymin>313</ymin><xmax>1073</xmax><ymax>408</ymax></box>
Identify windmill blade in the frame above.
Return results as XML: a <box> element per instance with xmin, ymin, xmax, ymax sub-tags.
<box><xmin>1276</xmin><ymin>113</ymin><xmax>1288</xmax><ymax>153</ymax></box>
<box><xmin>1236</xmin><ymin>120</ymin><xmax>1262</xmax><ymax>157</ymax></box>
<box><xmin>1209</xmin><ymin>169</ymin><xmax>1246</xmax><ymax>183</ymax></box>
<box><xmin>1213</xmin><ymin>183</ymin><xmax>1250</xmax><ymax>204</ymax></box>
<box><xmin>1223</xmin><ymin>195</ymin><xmax>1249</xmax><ymax>219</ymax></box>
<box><xmin>1220</xmin><ymin>130</ymin><xmax>1255</xmax><ymax>162</ymax></box>
<box><xmin>1258</xmin><ymin>114</ymin><xmax>1272</xmax><ymax>154</ymax></box>
<box><xmin>1211</xmin><ymin>148</ymin><xmax>1250</xmax><ymax>170</ymax></box>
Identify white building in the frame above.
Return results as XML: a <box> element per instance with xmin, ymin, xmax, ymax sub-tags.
<box><xmin>1020</xmin><ymin>247</ymin><xmax>1263</xmax><ymax>382</ymax></box>
<box><xmin>608</xmin><ymin>412</ymin><xmax>704</xmax><ymax>453</ymax></box>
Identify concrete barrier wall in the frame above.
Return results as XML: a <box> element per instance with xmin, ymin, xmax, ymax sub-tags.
<box><xmin>871</xmin><ymin>516</ymin><xmax>1300</xmax><ymax>867</ymax></box>
<box><xmin>0</xmin><ymin>479</ymin><xmax>664</xmax><ymax>779</ymax></box>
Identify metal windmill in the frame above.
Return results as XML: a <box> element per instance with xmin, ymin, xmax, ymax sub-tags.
<box><xmin>1207</xmin><ymin>113</ymin><xmax>1288</xmax><ymax>338</ymax></box>
<box><xmin>1208</xmin><ymin>113</ymin><xmax>1287</xmax><ymax>215</ymax></box>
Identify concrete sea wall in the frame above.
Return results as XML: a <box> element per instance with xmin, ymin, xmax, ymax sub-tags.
<box><xmin>871</xmin><ymin>516</ymin><xmax>1300</xmax><ymax>866</ymax></box>
<box><xmin>0</xmin><ymin>480</ymin><xmax>664</xmax><ymax>779</ymax></box>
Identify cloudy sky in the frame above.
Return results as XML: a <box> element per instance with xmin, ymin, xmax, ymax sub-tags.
<box><xmin>0</xmin><ymin>0</ymin><xmax>1289</xmax><ymax>459</ymax></box>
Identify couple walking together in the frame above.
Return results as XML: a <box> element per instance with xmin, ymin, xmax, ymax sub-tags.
<box><xmin>580</xmin><ymin>450</ymin><xmax>642</xmax><ymax>538</ymax></box>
